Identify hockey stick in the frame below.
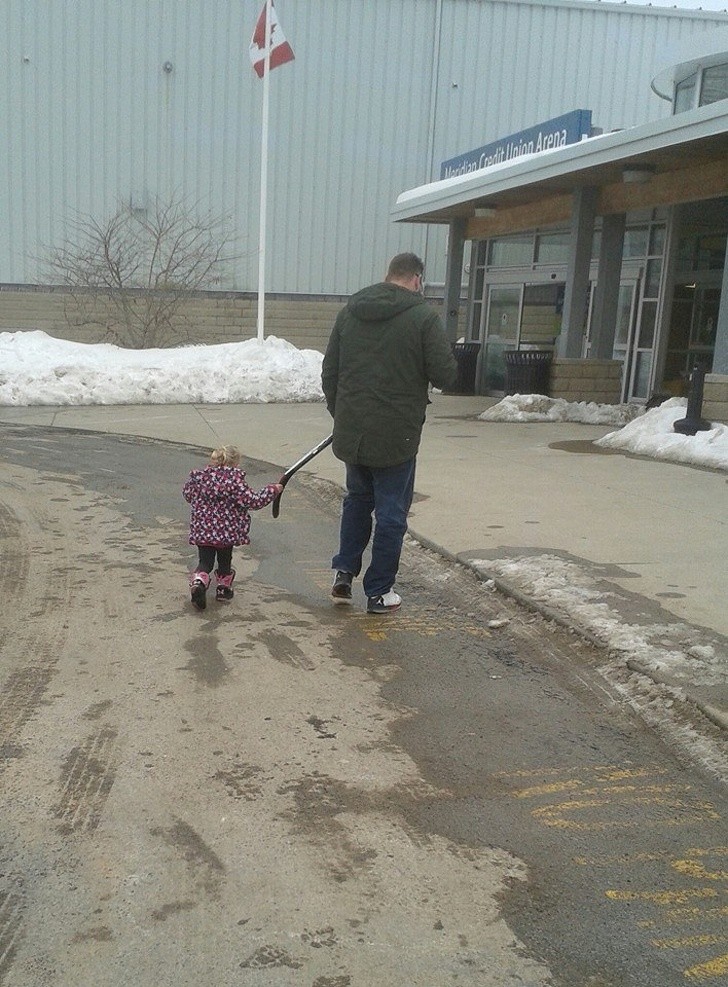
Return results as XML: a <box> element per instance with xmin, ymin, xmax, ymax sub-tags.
<box><xmin>272</xmin><ymin>434</ymin><xmax>333</xmax><ymax>518</ymax></box>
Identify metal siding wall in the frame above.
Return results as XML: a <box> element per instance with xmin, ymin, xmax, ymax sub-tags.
<box><xmin>269</xmin><ymin>0</ymin><xmax>436</xmax><ymax>293</ymax></box>
<box><xmin>430</xmin><ymin>1</ymin><xmax>728</xmax><ymax>185</ymax></box>
<box><xmin>2</xmin><ymin>0</ymin><xmax>727</xmax><ymax>296</ymax></box>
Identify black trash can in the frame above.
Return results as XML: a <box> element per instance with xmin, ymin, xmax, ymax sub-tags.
<box><xmin>503</xmin><ymin>349</ymin><xmax>552</xmax><ymax>396</ymax></box>
<box><xmin>446</xmin><ymin>341</ymin><xmax>481</xmax><ymax>395</ymax></box>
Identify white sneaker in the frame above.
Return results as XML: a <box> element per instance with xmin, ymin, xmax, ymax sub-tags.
<box><xmin>367</xmin><ymin>590</ymin><xmax>402</xmax><ymax>614</ymax></box>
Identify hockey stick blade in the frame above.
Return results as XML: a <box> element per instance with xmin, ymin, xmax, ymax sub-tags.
<box><xmin>272</xmin><ymin>434</ymin><xmax>333</xmax><ymax>518</ymax></box>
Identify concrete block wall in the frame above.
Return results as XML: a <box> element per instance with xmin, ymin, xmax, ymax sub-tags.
<box><xmin>0</xmin><ymin>285</ymin><xmax>461</xmax><ymax>345</ymax></box>
<box><xmin>549</xmin><ymin>358</ymin><xmax>623</xmax><ymax>404</ymax></box>
<box><xmin>0</xmin><ymin>286</ymin><xmax>346</xmax><ymax>354</ymax></box>
<box><xmin>0</xmin><ymin>285</ymin><xmax>455</xmax><ymax>355</ymax></box>
<box><xmin>704</xmin><ymin>374</ymin><xmax>728</xmax><ymax>424</ymax></box>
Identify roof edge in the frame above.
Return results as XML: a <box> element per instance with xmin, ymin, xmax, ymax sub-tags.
<box><xmin>392</xmin><ymin>100</ymin><xmax>728</xmax><ymax>222</ymax></box>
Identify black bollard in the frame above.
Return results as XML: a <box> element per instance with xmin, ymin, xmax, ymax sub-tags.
<box><xmin>673</xmin><ymin>365</ymin><xmax>713</xmax><ymax>435</ymax></box>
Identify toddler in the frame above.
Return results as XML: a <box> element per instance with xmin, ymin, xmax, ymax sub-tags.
<box><xmin>183</xmin><ymin>445</ymin><xmax>283</xmax><ymax>610</ymax></box>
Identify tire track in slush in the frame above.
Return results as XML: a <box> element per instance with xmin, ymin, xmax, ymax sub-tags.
<box><xmin>53</xmin><ymin>727</ymin><xmax>120</xmax><ymax>835</ymax></box>
<box><xmin>0</xmin><ymin>490</ymin><xmax>69</xmax><ymax>758</ymax></box>
<box><xmin>0</xmin><ymin>493</ymin><xmax>49</xmax><ymax>980</ymax></box>
<box><xmin>0</xmin><ymin>886</ymin><xmax>24</xmax><ymax>983</ymax></box>
<box><xmin>0</xmin><ymin>472</ymin><xmax>108</xmax><ymax>982</ymax></box>
<box><xmin>0</xmin><ymin>500</ymin><xmax>29</xmax><ymax>651</ymax></box>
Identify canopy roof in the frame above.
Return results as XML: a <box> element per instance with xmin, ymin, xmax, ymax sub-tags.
<box><xmin>392</xmin><ymin>101</ymin><xmax>728</xmax><ymax>239</ymax></box>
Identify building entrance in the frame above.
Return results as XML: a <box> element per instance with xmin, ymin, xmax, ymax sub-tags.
<box><xmin>479</xmin><ymin>281</ymin><xmax>565</xmax><ymax>392</ymax></box>
<box><xmin>659</xmin><ymin>204</ymin><xmax>727</xmax><ymax>395</ymax></box>
<box><xmin>481</xmin><ymin>285</ymin><xmax>520</xmax><ymax>391</ymax></box>
<box><xmin>663</xmin><ymin>283</ymin><xmax>722</xmax><ymax>395</ymax></box>
<box><xmin>613</xmin><ymin>280</ymin><xmax>644</xmax><ymax>403</ymax></box>
<box><xmin>472</xmin><ymin>220</ymin><xmax>666</xmax><ymax>401</ymax></box>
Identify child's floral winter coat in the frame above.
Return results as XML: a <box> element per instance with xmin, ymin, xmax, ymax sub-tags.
<box><xmin>183</xmin><ymin>465</ymin><xmax>278</xmax><ymax>547</ymax></box>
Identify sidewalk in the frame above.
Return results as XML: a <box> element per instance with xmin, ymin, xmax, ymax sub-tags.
<box><xmin>2</xmin><ymin>394</ymin><xmax>727</xmax><ymax>736</ymax></box>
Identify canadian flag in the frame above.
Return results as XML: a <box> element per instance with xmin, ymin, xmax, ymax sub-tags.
<box><xmin>249</xmin><ymin>1</ymin><xmax>295</xmax><ymax>78</ymax></box>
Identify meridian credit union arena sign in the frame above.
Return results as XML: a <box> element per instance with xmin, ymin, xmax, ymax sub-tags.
<box><xmin>440</xmin><ymin>109</ymin><xmax>594</xmax><ymax>179</ymax></box>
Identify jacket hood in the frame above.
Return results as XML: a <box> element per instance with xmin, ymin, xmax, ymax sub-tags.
<box><xmin>198</xmin><ymin>465</ymin><xmax>246</xmax><ymax>497</ymax></box>
<box><xmin>347</xmin><ymin>282</ymin><xmax>425</xmax><ymax>323</ymax></box>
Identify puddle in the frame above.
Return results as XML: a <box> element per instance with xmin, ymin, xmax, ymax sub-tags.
<box><xmin>549</xmin><ymin>440</ymin><xmax>620</xmax><ymax>456</ymax></box>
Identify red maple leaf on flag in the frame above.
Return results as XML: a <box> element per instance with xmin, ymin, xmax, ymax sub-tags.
<box><xmin>249</xmin><ymin>2</ymin><xmax>294</xmax><ymax>77</ymax></box>
<box><xmin>252</xmin><ymin>11</ymin><xmax>277</xmax><ymax>50</ymax></box>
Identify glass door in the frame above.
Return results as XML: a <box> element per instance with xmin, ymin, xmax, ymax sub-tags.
<box><xmin>521</xmin><ymin>283</ymin><xmax>564</xmax><ymax>348</ymax></box>
<box><xmin>662</xmin><ymin>284</ymin><xmax>721</xmax><ymax>394</ymax></box>
<box><xmin>611</xmin><ymin>281</ymin><xmax>639</xmax><ymax>402</ymax></box>
<box><xmin>481</xmin><ymin>285</ymin><xmax>521</xmax><ymax>391</ymax></box>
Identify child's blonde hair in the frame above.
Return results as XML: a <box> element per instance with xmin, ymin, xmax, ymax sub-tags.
<box><xmin>210</xmin><ymin>445</ymin><xmax>241</xmax><ymax>467</ymax></box>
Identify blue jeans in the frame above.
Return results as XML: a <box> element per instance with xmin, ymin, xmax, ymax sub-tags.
<box><xmin>332</xmin><ymin>458</ymin><xmax>416</xmax><ymax>599</ymax></box>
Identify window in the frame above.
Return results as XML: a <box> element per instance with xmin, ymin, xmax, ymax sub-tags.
<box><xmin>674</xmin><ymin>72</ymin><xmax>697</xmax><ymax>113</ymax></box>
<box><xmin>639</xmin><ymin>301</ymin><xmax>657</xmax><ymax>348</ymax></box>
<box><xmin>649</xmin><ymin>225</ymin><xmax>665</xmax><ymax>256</ymax></box>
<box><xmin>487</xmin><ymin>235</ymin><xmax>533</xmax><ymax>268</ymax></box>
<box><xmin>520</xmin><ymin>284</ymin><xmax>564</xmax><ymax>346</ymax></box>
<box><xmin>678</xmin><ymin>233</ymin><xmax>727</xmax><ymax>273</ymax></box>
<box><xmin>534</xmin><ymin>232</ymin><xmax>570</xmax><ymax>265</ymax></box>
<box><xmin>696</xmin><ymin>234</ymin><xmax>727</xmax><ymax>271</ymax></box>
<box><xmin>623</xmin><ymin>227</ymin><xmax>648</xmax><ymax>258</ymax></box>
<box><xmin>644</xmin><ymin>259</ymin><xmax>662</xmax><ymax>299</ymax></box>
<box><xmin>700</xmin><ymin>63</ymin><xmax>728</xmax><ymax>106</ymax></box>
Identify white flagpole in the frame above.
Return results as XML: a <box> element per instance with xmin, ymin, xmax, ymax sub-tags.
<box><xmin>256</xmin><ymin>0</ymin><xmax>272</xmax><ymax>343</ymax></box>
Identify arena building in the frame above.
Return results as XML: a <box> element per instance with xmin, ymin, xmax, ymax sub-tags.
<box><xmin>1</xmin><ymin>0</ymin><xmax>728</xmax><ymax>416</ymax></box>
<box><xmin>394</xmin><ymin>23</ymin><xmax>728</xmax><ymax>418</ymax></box>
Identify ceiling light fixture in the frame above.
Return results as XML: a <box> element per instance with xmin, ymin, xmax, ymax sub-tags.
<box><xmin>622</xmin><ymin>165</ymin><xmax>655</xmax><ymax>184</ymax></box>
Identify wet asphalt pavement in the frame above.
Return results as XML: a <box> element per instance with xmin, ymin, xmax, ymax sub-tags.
<box><xmin>0</xmin><ymin>425</ymin><xmax>727</xmax><ymax>987</ymax></box>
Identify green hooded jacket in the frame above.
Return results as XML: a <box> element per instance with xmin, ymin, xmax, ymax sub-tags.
<box><xmin>321</xmin><ymin>282</ymin><xmax>458</xmax><ymax>468</ymax></box>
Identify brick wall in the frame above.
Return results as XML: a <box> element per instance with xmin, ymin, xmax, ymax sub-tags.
<box><xmin>704</xmin><ymin>374</ymin><xmax>728</xmax><ymax>425</ymax></box>
<box><xmin>549</xmin><ymin>358</ymin><xmax>623</xmax><ymax>404</ymax></box>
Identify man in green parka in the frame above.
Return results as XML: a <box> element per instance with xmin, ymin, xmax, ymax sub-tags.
<box><xmin>321</xmin><ymin>252</ymin><xmax>457</xmax><ymax>614</ymax></box>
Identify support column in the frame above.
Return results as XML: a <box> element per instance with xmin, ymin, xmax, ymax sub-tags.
<box><xmin>559</xmin><ymin>187</ymin><xmax>598</xmax><ymax>358</ymax></box>
<box><xmin>589</xmin><ymin>213</ymin><xmax>625</xmax><ymax>360</ymax></box>
<box><xmin>712</xmin><ymin>241</ymin><xmax>728</xmax><ymax>374</ymax></box>
<box><xmin>443</xmin><ymin>218</ymin><xmax>466</xmax><ymax>343</ymax></box>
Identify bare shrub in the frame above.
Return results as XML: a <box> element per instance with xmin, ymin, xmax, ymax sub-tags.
<box><xmin>43</xmin><ymin>194</ymin><xmax>239</xmax><ymax>348</ymax></box>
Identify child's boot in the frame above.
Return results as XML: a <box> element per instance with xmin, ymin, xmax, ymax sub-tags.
<box><xmin>215</xmin><ymin>569</ymin><xmax>236</xmax><ymax>602</ymax></box>
<box><xmin>190</xmin><ymin>570</ymin><xmax>210</xmax><ymax>610</ymax></box>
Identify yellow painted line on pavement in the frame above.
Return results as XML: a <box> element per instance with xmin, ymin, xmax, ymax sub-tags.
<box><xmin>684</xmin><ymin>953</ymin><xmax>728</xmax><ymax>981</ymax></box>
<box><xmin>351</xmin><ymin>608</ymin><xmax>493</xmax><ymax>642</ymax></box>
<box><xmin>638</xmin><ymin>905</ymin><xmax>728</xmax><ymax>928</ymax></box>
<box><xmin>497</xmin><ymin>765</ymin><xmax>728</xmax><ymax>978</ymax></box>
<box><xmin>574</xmin><ymin>847</ymin><xmax>728</xmax><ymax>867</ymax></box>
<box><xmin>495</xmin><ymin>764</ymin><xmax>669</xmax><ymax>783</ymax></box>
<box><xmin>494</xmin><ymin>766</ymin><xmax>575</xmax><ymax>779</ymax></box>
<box><xmin>574</xmin><ymin>851</ymin><xmax>674</xmax><ymax>866</ymax></box>
<box><xmin>594</xmin><ymin>767</ymin><xmax>663</xmax><ymax>782</ymax></box>
<box><xmin>301</xmin><ymin>565</ymin><xmax>338</xmax><ymax>591</ymax></box>
<box><xmin>672</xmin><ymin>860</ymin><xmax>728</xmax><ymax>881</ymax></box>
<box><xmin>532</xmin><ymin>796</ymin><xmax>719</xmax><ymax>829</ymax></box>
<box><xmin>513</xmin><ymin>780</ymin><xmax>583</xmax><ymax>798</ymax></box>
<box><xmin>366</xmin><ymin>630</ymin><xmax>388</xmax><ymax>642</ymax></box>
<box><xmin>651</xmin><ymin>933</ymin><xmax>728</xmax><ymax>949</ymax></box>
<box><xmin>576</xmin><ymin>783</ymin><xmax>693</xmax><ymax>797</ymax></box>
<box><xmin>511</xmin><ymin>778</ymin><xmax>691</xmax><ymax>803</ymax></box>
<box><xmin>606</xmin><ymin>888</ymin><xmax>720</xmax><ymax>905</ymax></box>
<box><xmin>499</xmin><ymin>768</ymin><xmax>698</xmax><ymax>825</ymax></box>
